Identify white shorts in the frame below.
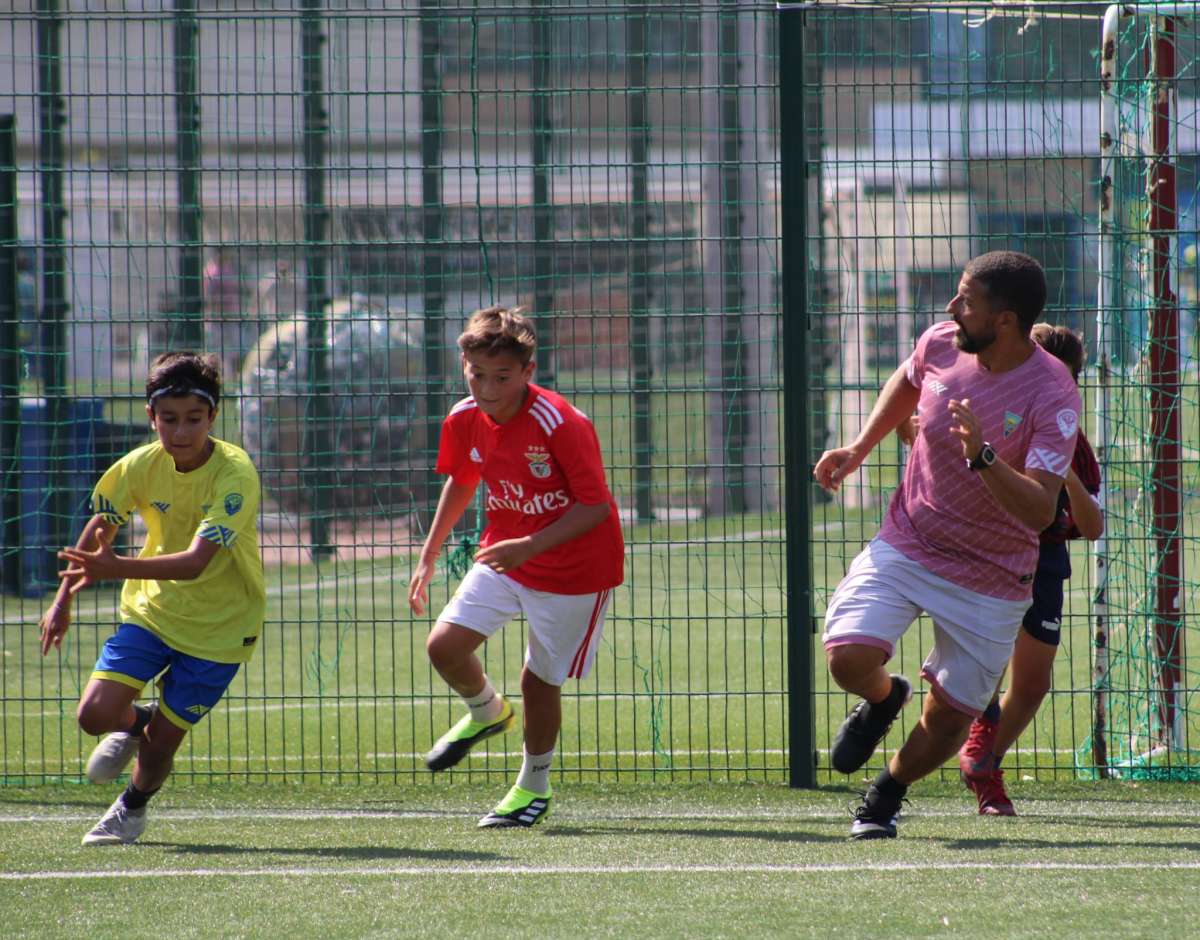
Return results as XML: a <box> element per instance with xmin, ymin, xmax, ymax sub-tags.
<box><xmin>822</xmin><ymin>539</ymin><xmax>1030</xmax><ymax>715</ymax></box>
<box><xmin>438</xmin><ymin>563</ymin><xmax>613</xmax><ymax>686</ymax></box>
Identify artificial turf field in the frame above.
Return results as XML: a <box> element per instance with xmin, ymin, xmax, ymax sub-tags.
<box><xmin>1</xmin><ymin>780</ymin><xmax>1198</xmax><ymax>939</ymax></box>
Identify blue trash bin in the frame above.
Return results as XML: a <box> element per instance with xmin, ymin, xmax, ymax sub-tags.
<box><xmin>12</xmin><ymin>398</ymin><xmax>107</xmax><ymax>597</ymax></box>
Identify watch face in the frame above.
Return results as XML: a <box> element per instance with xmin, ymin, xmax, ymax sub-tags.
<box><xmin>968</xmin><ymin>444</ymin><xmax>996</xmax><ymax>470</ymax></box>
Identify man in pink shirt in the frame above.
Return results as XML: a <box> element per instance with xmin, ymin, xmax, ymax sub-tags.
<box><xmin>813</xmin><ymin>251</ymin><xmax>1081</xmax><ymax>840</ymax></box>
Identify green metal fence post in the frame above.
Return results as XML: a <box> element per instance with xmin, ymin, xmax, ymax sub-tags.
<box><xmin>779</xmin><ymin>4</ymin><xmax>816</xmax><ymax>789</ymax></box>
<box><xmin>301</xmin><ymin>0</ymin><xmax>333</xmax><ymax>558</ymax></box>
<box><xmin>627</xmin><ymin>7</ymin><xmax>654</xmax><ymax>522</ymax></box>
<box><xmin>172</xmin><ymin>0</ymin><xmax>205</xmax><ymax>351</ymax></box>
<box><xmin>36</xmin><ymin>0</ymin><xmax>70</xmax><ymax>557</ymax></box>
<box><xmin>0</xmin><ymin>115</ymin><xmax>19</xmax><ymax>594</ymax></box>
<box><xmin>531</xmin><ymin>1</ymin><xmax>556</xmax><ymax>387</ymax></box>
<box><xmin>420</xmin><ymin>2</ymin><xmax>446</xmax><ymax>510</ymax></box>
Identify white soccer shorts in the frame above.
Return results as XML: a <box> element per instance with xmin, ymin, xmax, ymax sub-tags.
<box><xmin>438</xmin><ymin>563</ymin><xmax>613</xmax><ymax>686</ymax></box>
<box><xmin>822</xmin><ymin>539</ymin><xmax>1031</xmax><ymax>715</ymax></box>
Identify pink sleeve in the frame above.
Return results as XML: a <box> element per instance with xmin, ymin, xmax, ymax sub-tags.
<box><xmin>551</xmin><ymin>413</ymin><xmax>613</xmax><ymax>505</ymax></box>
<box><xmin>1024</xmin><ymin>382</ymin><xmax>1083</xmax><ymax>479</ymax></box>
<box><xmin>904</xmin><ymin>323</ymin><xmax>942</xmax><ymax>388</ymax></box>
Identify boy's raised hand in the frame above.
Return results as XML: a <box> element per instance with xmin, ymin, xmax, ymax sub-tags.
<box><xmin>57</xmin><ymin>531</ymin><xmax>121</xmax><ymax>593</ymax></box>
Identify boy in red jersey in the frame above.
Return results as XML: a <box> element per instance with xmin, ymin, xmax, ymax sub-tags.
<box><xmin>408</xmin><ymin>305</ymin><xmax>624</xmax><ymax>827</ymax></box>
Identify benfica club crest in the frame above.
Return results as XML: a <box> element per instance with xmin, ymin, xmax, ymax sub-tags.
<box><xmin>525</xmin><ymin>447</ymin><xmax>552</xmax><ymax>479</ymax></box>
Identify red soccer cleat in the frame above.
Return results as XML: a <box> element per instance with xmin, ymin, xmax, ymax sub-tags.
<box><xmin>959</xmin><ymin>716</ymin><xmax>999</xmax><ymax>782</ymax></box>
<box><xmin>965</xmin><ymin>768</ymin><xmax>1016</xmax><ymax>817</ymax></box>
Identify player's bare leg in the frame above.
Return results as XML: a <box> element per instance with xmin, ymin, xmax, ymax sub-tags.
<box><xmin>994</xmin><ymin>631</ymin><xmax>1056</xmax><ymax>760</ymax></box>
<box><xmin>424</xmin><ymin>621</ymin><xmax>516</xmax><ymax>772</ymax></box>
<box><xmin>79</xmin><ymin>678</ymin><xmax>159</xmax><ymax>784</ymax></box>
<box><xmin>82</xmin><ymin>708</ymin><xmax>186</xmax><ymax>846</ymax></box>
<box><xmin>851</xmin><ymin>691</ymin><xmax>967</xmax><ymax>840</ymax></box>
<box><xmin>479</xmin><ymin>665</ymin><xmax>557</xmax><ymax>829</ymax></box>
<box><xmin>828</xmin><ymin>644</ymin><xmax>913</xmax><ymax>775</ymax></box>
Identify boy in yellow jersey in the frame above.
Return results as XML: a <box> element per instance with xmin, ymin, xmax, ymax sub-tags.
<box><xmin>37</xmin><ymin>352</ymin><xmax>265</xmax><ymax>846</ymax></box>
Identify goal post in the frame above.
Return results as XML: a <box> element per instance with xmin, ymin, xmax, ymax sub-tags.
<box><xmin>1087</xmin><ymin>3</ymin><xmax>1196</xmax><ymax>779</ymax></box>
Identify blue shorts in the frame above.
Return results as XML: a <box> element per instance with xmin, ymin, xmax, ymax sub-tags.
<box><xmin>1021</xmin><ymin>569</ymin><xmax>1065</xmax><ymax>647</ymax></box>
<box><xmin>92</xmin><ymin>623</ymin><xmax>240</xmax><ymax>731</ymax></box>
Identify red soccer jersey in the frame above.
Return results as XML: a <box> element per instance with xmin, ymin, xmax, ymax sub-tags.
<box><xmin>1041</xmin><ymin>430</ymin><xmax>1101</xmax><ymax>545</ymax></box>
<box><xmin>436</xmin><ymin>383</ymin><xmax>625</xmax><ymax>594</ymax></box>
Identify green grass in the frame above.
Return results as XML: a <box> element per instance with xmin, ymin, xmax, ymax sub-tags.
<box><xmin>5</xmin><ymin>500</ymin><xmax>1200</xmax><ymax>786</ymax></box>
<box><xmin>1</xmin><ymin>782</ymin><xmax>1198</xmax><ymax>939</ymax></box>
<box><xmin>5</xmin><ymin>363</ymin><xmax>1199</xmax><ymax>785</ymax></box>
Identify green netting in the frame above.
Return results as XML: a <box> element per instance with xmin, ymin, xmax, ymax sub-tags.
<box><xmin>1073</xmin><ymin>7</ymin><xmax>1200</xmax><ymax>780</ymax></box>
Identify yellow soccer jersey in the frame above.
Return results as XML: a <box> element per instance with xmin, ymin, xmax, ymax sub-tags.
<box><xmin>91</xmin><ymin>438</ymin><xmax>266</xmax><ymax>663</ymax></box>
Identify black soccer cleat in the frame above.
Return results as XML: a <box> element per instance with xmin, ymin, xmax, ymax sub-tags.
<box><xmin>425</xmin><ymin>700</ymin><xmax>516</xmax><ymax>772</ymax></box>
<box><xmin>830</xmin><ymin>674</ymin><xmax>912</xmax><ymax>775</ymax></box>
<box><xmin>477</xmin><ymin>785</ymin><xmax>552</xmax><ymax>829</ymax></box>
<box><xmin>849</xmin><ymin>784</ymin><xmax>904</xmax><ymax>840</ymax></box>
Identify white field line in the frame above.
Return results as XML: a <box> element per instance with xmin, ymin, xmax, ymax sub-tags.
<box><xmin>4</xmin><ymin>803</ymin><xmax>1200</xmax><ymax>823</ymax></box>
<box><xmin>4</xmin><ymin>861</ymin><xmax>1200</xmax><ymax>880</ymax></box>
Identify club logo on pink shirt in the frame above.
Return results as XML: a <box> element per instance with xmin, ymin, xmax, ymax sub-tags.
<box><xmin>1056</xmin><ymin>409</ymin><xmax>1078</xmax><ymax>439</ymax></box>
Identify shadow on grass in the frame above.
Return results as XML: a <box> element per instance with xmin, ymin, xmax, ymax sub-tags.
<box><xmin>151</xmin><ymin>843</ymin><xmax>507</xmax><ymax>863</ymax></box>
<box><xmin>1029</xmin><ymin>814</ymin><xmax>1200</xmax><ymax>833</ymax></box>
<box><xmin>938</xmin><ymin>835</ymin><xmax>1200</xmax><ymax>852</ymax></box>
<box><xmin>543</xmin><ymin>825</ymin><xmax>844</xmax><ymax>844</ymax></box>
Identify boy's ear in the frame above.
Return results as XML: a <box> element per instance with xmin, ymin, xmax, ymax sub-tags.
<box><xmin>145</xmin><ymin>403</ymin><xmax>154</xmax><ymax>423</ymax></box>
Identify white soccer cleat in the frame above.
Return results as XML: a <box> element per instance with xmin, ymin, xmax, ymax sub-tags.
<box><xmin>85</xmin><ymin>703</ymin><xmax>156</xmax><ymax>784</ymax></box>
<box><xmin>81</xmin><ymin>795</ymin><xmax>147</xmax><ymax>846</ymax></box>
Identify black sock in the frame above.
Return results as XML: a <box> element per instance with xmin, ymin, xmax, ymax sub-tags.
<box><xmin>871</xmin><ymin>767</ymin><xmax>908</xmax><ymax>801</ymax></box>
<box><xmin>127</xmin><ymin>704</ymin><xmax>153</xmax><ymax>737</ymax></box>
<box><xmin>876</xmin><ymin>676</ymin><xmax>906</xmax><ymax>712</ymax></box>
<box><xmin>119</xmin><ymin>782</ymin><xmax>159</xmax><ymax>811</ymax></box>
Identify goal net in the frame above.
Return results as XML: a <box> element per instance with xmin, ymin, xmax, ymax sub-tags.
<box><xmin>1077</xmin><ymin>4</ymin><xmax>1200</xmax><ymax>780</ymax></box>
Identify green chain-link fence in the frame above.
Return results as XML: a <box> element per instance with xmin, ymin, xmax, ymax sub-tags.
<box><xmin>3</xmin><ymin>2</ymin><xmax>1197</xmax><ymax>788</ymax></box>
<box><xmin>1</xmin><ymin>2</ymin><xmax>788</xmax><ymax>785</ymax></box>
<box><xmin>781</xmin><ymin>1</ymin><xmax>1200</xmax><ymax>782</ymax></box>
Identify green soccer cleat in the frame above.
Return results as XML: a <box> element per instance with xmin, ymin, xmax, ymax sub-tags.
<box><xmin>424</xmin><ymin>699</ymin><xmax>516</xmax><ymax>772</ymax></box>
<box><xmin>477</xmin><ymin>784</ymin><xmax>552</xmax><ymax>829</ymax></box>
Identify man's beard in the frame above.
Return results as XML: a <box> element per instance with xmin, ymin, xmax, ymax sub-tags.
<box><xmin>954</xmin><ymin>320</ymin><xmax>996</xmax><ymax>354</ymax></box>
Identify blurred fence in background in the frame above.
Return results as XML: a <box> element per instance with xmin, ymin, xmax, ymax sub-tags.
<box><xmin>2</xmin><ymin>1</ymin><xmax>1197</xmax><ymax>785</ymax></box>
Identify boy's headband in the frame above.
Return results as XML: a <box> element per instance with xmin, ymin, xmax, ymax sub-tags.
<box><xmin>148</xmin><ymin>385</ymin><xmax>217</xmax><ymax>409</ymax></box>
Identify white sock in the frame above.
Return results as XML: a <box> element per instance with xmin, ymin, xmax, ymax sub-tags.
<box><xmin>464</xmin><ymin>677</ymin><xmax>505</xmax><ymax>723</ymax></box>
<box><xmin>516</xmin><ymin>748</ymin><xmax>554</xmax><ymax>796</ymax></box>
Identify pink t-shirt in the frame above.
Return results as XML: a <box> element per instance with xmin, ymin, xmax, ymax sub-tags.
<box><xmin>878</xmin><ymin>321</ymin><xmax>1082</xmax><ymax>601</ymax></box>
